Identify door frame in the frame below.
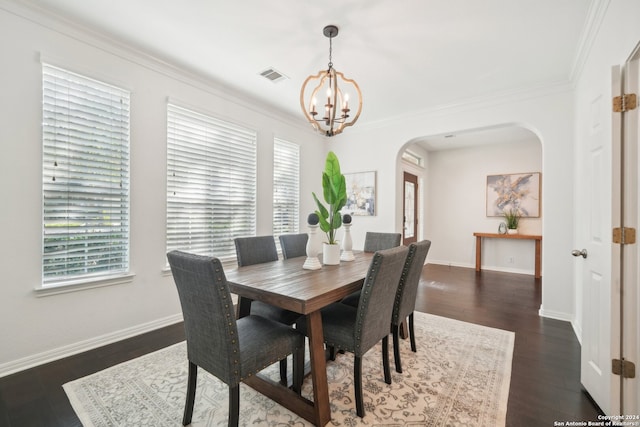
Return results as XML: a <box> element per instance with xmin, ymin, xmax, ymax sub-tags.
<box><xmin>615</xmin><ymin>41</ymin><xmax>640</xmax><ymax>415</ymax></box>
<box><xmin>403</xmin><ymin>171</ymin><xmax>419</xmax><ymax>245</ymax></box>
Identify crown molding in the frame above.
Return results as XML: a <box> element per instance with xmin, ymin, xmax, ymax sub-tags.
<box><xmin>569</xmin><ymin>0</ymin><xmax>611</xmax><ymax>83</ymax></box>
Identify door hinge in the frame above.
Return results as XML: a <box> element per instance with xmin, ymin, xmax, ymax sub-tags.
<box><xmin>613</xmin><ymin>227</ymin><xmax>636</xmax><ymax>244</ymax></box>
<box><xmin>613</xmin><ymin>93</ymin><xmax>637</xmax><ymax>112</ymax></box>
<box><xmin>612</xmin><ymin>358</ymin><xmax>636</xmax><ymax>378</ymax></box>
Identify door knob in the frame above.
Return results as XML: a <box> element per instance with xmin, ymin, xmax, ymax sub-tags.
<box><xmin>571</xmin><ymin>249</ymin><xmax>588</xmax><ymax>259</ymax></box>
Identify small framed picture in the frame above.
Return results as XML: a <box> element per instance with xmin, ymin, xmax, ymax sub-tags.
<box><xmin>342</xmin><ymin>171</ymin><xmax>376</xmax><ymax>216</ymax></box>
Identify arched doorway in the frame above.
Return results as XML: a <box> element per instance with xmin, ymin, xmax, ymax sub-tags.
<box><xmin>398</xmin><ymin>125</ymin><xmax>543</xmax><ymax>275</ymax></box>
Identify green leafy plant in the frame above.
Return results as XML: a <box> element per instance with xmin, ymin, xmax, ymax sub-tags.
<box><xmin>503</xmin><ymin>208</ymin><xmax>521</xmax><ymax>229</ymax></box>
<box><xmin>312</xmin><ymin>151</ymin><xmax>347</xmax><ymax>245</ymax></box>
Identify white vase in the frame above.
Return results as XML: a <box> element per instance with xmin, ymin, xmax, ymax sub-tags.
<box><xmin>323</xmin><ymin>242</ymin><xmax>341</xmax><ymax>265</ymax></box>
<box><xmin>507</xmin><ymin>228</ymin><xmax>518</xmax><ymax>235</ymax></box>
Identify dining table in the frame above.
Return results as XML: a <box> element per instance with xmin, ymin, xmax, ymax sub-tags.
<box><xmin>225</xmin><ymin>250</ymin><xmax>373</xmax><ymax>426</ymax></box>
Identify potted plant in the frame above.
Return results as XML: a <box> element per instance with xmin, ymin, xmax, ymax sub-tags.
<box><xmin>503</xmin><ymin>208</ymin><xmax>521</xmax><ymax>234</ymax></box>
<box><xmin>312</xmin><ymin>151</ymin><xmax>347</xmax><ymax>264</ymax></box>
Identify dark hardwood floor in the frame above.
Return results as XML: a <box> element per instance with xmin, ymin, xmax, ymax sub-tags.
<box><xmin>417</xmin><ymin>264</ymin><xmax>602</xmax><ymax>426</ymax></box>
<box><xmin>0</xmin><ymin>264</ymin><xmax>602</xmax><ymax>426</ymax></box>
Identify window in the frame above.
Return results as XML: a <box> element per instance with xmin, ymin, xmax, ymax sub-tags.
<box><xmin>402</xmin><ymin>149</ymin><xmax>423</xmax><ymax>166</ymax></box>
<box><xmin>167</xmin><ymin>104</ymin><xmax>257</xmax><ymax>259</ymax></box>
<box><xmin>42</xmin><ymin>64</ymin><xmax>130</xmax><ymax>285</ymax></box>
<box><xmin>273</xmin><ymin>138</ymin><xmax>300</xmax><ymax>246</ymax></box>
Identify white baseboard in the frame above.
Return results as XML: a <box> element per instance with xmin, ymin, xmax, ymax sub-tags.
<box><xmin>538</xmin><ymin>306</ymin><xmax>573</xmax><ymax>322</ymax></box>
<box><xmin>428</xmin><ymin>260</ymin><xmax>474</xmax><ymax>269</ymax></box>
<box><xmin>428</xmin><ymin>260</ymin><xmax>534</xmax><ymax>276</ymax></box>
<box><xmin>483</xmin><ymin>265</ymin><xmax>534</xmax><ymax>275</ymax></box>
<box><xmin>572</xmin><ymin>320</ymin><xmax>583</xmax><ymax>345</ymax></box>
<box><xmin>0</xmin><ymin>313</ymin><xmax>183</xmax><ymax>378</ymax></box>
<box><xmin>538</xmin><ymin>307</ymin><xmax>581</xmax><ymax>343</ymax></box>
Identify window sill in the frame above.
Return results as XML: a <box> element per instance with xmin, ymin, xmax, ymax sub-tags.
<box><xmin>34</xmin><ymin>273</ymin><xmax>136</xmax><ymax>297</ymax></box>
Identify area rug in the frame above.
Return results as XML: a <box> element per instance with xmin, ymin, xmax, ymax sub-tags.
<box><xmin>63</xmin><ymin>312</ymin><xmax>514</xmax><ymax>426</ymax></box>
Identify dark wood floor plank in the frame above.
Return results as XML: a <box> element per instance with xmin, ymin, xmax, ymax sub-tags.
<box><xmin>0</xmin><ymin>390</ymin><xmax>10</xmax><ymax>427</ymax></box>
<box><xmin>0</xmin><ymin>264</ymin><xmax>601</xmax><ymax>426</ymax></box>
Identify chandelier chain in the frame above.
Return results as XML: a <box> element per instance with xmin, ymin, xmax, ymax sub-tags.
<box><xmin>328</xmin><ymin>35</ymin><xmax>333</xmax><ymax>70</ymax></box>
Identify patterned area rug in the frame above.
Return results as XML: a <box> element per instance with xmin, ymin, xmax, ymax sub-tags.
<box><xmin>63</xmin><ymin>312</ymin><xmax>514</xmax><ymax>426</ymax></box>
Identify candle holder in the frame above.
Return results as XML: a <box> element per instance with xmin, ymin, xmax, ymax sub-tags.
<box><xmin>341</xmin><ymin>215</ymin><xmax>354</xmax><ymax>261</ymax></box>
<box><xmin>303</xmin><ymin>224</ymin><xmax>322</xmax><ymax>270</ymax></box>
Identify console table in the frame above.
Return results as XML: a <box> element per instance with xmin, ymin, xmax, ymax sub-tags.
<box><xmin>473</xmin><ymin>232</ymin><xmax>542</xmax><ymax>278</ymax></box>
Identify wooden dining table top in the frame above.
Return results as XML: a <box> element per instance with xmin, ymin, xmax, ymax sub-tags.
<box><xmin>225</xmin><ymin>251</ymin><xmax>373</xmax><ymax>315</ymax></box>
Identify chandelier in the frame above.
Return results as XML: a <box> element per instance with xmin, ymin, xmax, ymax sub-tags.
<box><xmin>300</xmin><ymin>25</ymin><xmax>362</xmax><ymax>137</ymax></box>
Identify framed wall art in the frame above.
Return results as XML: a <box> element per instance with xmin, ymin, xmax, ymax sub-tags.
<box><xmin>342</xmin><ymin>171</ymin><xmax>376</xmax><ymax>216</ymax></box>
<box><xmin>486</xmin><ymin>172</ymin><xmax>541</xmax><ymax>217</ymax></box>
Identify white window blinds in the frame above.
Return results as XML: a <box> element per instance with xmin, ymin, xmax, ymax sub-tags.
<box><xmin>167</xmin><ymin>104</ymin><xmax>257</xmax><ymax>258</ymax></box>
<box><xmin>42</xmin><ymin>64</ymin><xmax>130</xmax><ymax>284</ymax></box>
<box><xmin>273</xmin><ymin>138</ymin><xmax>300</xmax><ymax>241</ymax></box>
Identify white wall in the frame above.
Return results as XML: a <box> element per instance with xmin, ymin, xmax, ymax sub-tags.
<box><xmin>0</xmin><ymin>4</ymin><xmax>325</xmax><ymax>375</ymax></box>
<box><xmin>334</xmin><ymin>88</ymin><xmax>575</xmax><ymax>322</ymax></box>
<box><xmin>426</xmin><ymin>139</ymin><xmax>542</xmax><ymax>273</ymax></box>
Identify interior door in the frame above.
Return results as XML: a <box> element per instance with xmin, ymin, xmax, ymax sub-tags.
<box><xmin>580</xmin><ymin>45</ymin><xmax>640</xmax><ymax>414</ymax></box>
<box><xmin>578</xmin><ymin>67</ymin><xmax>616</xmax><ymax>414</ymax></box>
<box><xmin>403</xmin><ymin>172</ymin><xmax>418</xmax><ymax>245</ymax></box>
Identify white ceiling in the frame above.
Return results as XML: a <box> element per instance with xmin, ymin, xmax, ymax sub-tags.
<box><xmin>414</xmin><ymin>125</ymin><xmax>539</xmax><ymax>152</ymax></box>
<box><xmin>23</xmin><ymin>0</ymin><xmax>594</xmax><ymax>147</ymax></box>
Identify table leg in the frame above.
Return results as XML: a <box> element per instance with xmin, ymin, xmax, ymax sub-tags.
<box><xmin>399</xmin><ymin>319</ymin><xmax>408</xmax><ymax>339</ymax></box>
<box><xmin>535</xmin><ymin>239</ymin><xmax>542</xmax><ymax>279</ymax></box>
<box><xmin>236</xmin><ymin>296</ymin><xmax>252</xmax><ymax>318</ymax></box>
<box><xmin>306</xmin><ymin>311</ymin><xmax>331</xmax><ymax>426</ymax></box>
<box><xmin>475</xmin><ymin>236</ymin><xmax>482</xmax><ymax>272</ymax></box>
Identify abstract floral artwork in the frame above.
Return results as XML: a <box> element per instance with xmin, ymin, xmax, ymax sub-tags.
<box><xmin>343</xmin><ymin>171</ymin><xmax>376</xmax><ymax>216</ymax></box>
<box><xmin>486</xmin><ymin>172</ymin><xmax>541</xmax><ymax>217</ymax></box>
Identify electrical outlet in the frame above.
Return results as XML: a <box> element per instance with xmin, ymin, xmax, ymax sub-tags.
<box><xmin>507</xmin><ymin>256</ymin><xmax>514</xmax><ymax>264</ymax></box>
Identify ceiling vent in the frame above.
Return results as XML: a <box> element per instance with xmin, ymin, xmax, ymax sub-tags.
<box><xmin>259</xmin><ymin>67</ymin><xmax>288</xmax><ymax>83</ymax></box>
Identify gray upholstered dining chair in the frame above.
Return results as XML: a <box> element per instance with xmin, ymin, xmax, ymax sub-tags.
<box><xmin>234</xmin><ymin>236</ymin><xmax>301</xmax><ymax>385</ymax></box>
<box><xmin>167</xmin><ymin>250</ymin><xmax>305</xmax><ymax>427</ymax></box>
<box><xmin>278</xmin><ymin>233</ymin><xmax>308</xmax><ymax>259</ymax></box>
<box><xmin>234</xmin><ymin>235</ymin><xmax>279</xmax><ymax>267</ymax></box>
<box><xmin>340</xmin><ymin>231</ymin><xmax>402</xmax><ymax>307</ymax></box>
<box><xmin>391</xmin><ymin>239</ymin><xmax>431</xmax><ymax>373</ymax></box>
<box><xmin>300</xmin><ymin>245</ymin><xmax>409</xmax><ymax>418</ymax></box>
<box><xmin>363</xmin><ymin>231</ymin><xmax>402</xmax><ymax>252</ymax></box>
<box><xmin>234</xmin><ymin>236</ymin><xmax>301</xmax><ymax>325</ymax></box>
